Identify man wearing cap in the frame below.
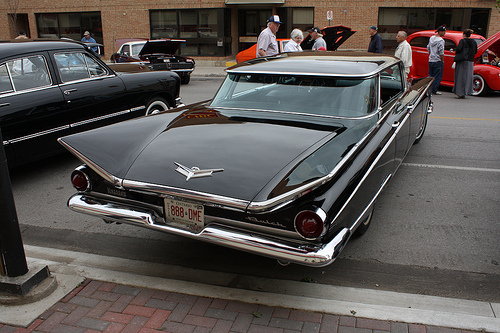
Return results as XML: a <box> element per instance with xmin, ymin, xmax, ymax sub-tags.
<box><xmin>309</xmin><ymin>27</ymin><xmax>327</xmax><ymax>51</ymax></box>
<box><xmin>368</xmin><ymin>26</ymin><xmax>383</xmax><ymax>53</ymax></box>
<box><xmin>81</xmin><ymin>31</ymin><xmax>98</xmax><ymax>53</ymax></box>
<box><xmin>427</xmin><ymin>26</ymin><xmax>446</xmax><ymax>95</ymax></box>
<box><xmin>256</xmin><ymin>15</ymin><xmax>282</xmax><ymax>58</ymax></box>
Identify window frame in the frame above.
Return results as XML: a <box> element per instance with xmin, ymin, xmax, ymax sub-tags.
<box><xmin>54</xmin><ymin>51</ymin><xmax>109</xmax><ymax>83</ymax></box>
<box><xmin>1</xmin><ymin>55</ymin><xmax>52</xmax><ymax>94</ymax></box>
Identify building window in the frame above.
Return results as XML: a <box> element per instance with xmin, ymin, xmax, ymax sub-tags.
<box><xmin>276</xmin><ymin>7</ymin><xmax>314</xmax><ymax>39</ymax></box>
<box><xmin>291</xmin><ymin>8</ymin><xmax>314</xmax><ymax>34</ymax></box>
<box><xmin>36</xmin><ymin>12</ymin><xmax>102</xmax><ymax>44</ymax></box>
<box><xmin>378</xmin><ymin>7</ymin><xmax>490</xmax><ymax>52</ymax></box>
<box><xmin>150</xmin><ymin>9</ymin><xmax>230</xmax><ymax>56</ymax></box>
<box><xmin>237</xmin><ymin>7</ymin><xmax>313</xmax><ymax>51</ymax></box>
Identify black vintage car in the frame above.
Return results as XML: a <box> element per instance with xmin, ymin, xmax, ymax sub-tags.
<box><xmin>59</xmin><ymin>52</ymin><xmax>433</xmax><ymax>267</ymax></box>
<box><xmin>0</xmin><ymin>39</ymin><xmax>182</xmax><ymax>167</ymax></box>
<box><xmin>110</xmin><ymin>39</ymin><xmax>195</xmax><ymax>84</ymax></box>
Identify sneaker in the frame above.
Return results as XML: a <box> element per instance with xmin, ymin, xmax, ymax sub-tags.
<box><xmin>434</xmin><ymin>91</ymin><xmax>442</xmax><ymax>95</ymax></box>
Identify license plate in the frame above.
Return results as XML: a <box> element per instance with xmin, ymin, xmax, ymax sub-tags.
<box><xmin>165</xmin><ymin>199</ymin><xmax>204</xmax><ymax>231</ymax></box>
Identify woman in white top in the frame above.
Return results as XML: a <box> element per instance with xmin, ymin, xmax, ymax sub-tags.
<box><xmin>283</xmin><ymin>29</ymin><xmax>303</xmax><ymax>52</ymax></box>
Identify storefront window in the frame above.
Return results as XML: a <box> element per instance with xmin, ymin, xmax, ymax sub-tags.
<box><xmin>378</xmin><ymin>7</ymin><xmax>490</xmax><ymax>52</ymax></box>
<box><xmin>240</xmin><ymin>10</ymin><xmax>272</xmax><ymax>37</ymax></box>
<box><xmin>151</xmin><ymin>11</ymin><xmax>177</xmax><ymax>39</ymax></box>
<box><xmin>37</xmin><ymin>13</ymin><xmax>58</xmax><ymax>39</ymax></box>
<box><xmin>179</xmin><ymin>10</ymin><xmax>197</xmax><ymax>39</ymax></box>
<box><xmin>292</xmin><ymin>8</ymin><xmax>314</xmax><ymax>34</ymax></box>
<box><xmin>150</xmin><ymin>9</ymin><xmax>230</xmax><ymax>56</ymax></box>
<box><xmin>36</xmin><ymin>12</ymin><xmax>102</xmax><ymax>43</ymax></box>
<box><xmin>58</xmin><ymin>13</ymin><xmax>81</xmax><ymax>41</ymax></box>
<box><xmin>198</xmin><ymin>10</ymin><xmax>218</xmax><ymax>38</ymax></box>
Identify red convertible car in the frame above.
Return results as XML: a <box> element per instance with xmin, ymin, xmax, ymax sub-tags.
<box><xmin>408</xmin><ymin>30</ymin><xmax>500</xmax><ymax>96</ymax></box>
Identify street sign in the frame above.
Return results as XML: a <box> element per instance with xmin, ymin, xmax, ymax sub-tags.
<box><xmin>327</xmin><ymin>11</ymin><xmax>333</xmax><ymax>21</ymax></box>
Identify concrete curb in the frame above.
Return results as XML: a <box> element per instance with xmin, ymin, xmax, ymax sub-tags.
<box><xmin>19</xmin><ymin>245</ymin><xmax>500</xmax><ymax>332</ymax></box>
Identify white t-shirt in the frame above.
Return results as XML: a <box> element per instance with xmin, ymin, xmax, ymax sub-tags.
<box><xmin>256</xmin><ymin>27</ymin><xmax>278</xmax><ymax>57</ymax></box>
<box><xmin>283</xmin><ymin>39</ymin><xmax>302</xmax><ymax>52</ymax></box>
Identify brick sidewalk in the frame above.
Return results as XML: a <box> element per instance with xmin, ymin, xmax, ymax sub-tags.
<box><xmin>0</xmin><ymin>279</ymin><xmax>478</xmax><ymax>333</ymax></box>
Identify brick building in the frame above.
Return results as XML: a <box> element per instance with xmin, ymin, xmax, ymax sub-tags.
<box><xmin>1</xmin><ymin>0</ymin><xmax>499</xmax><ymax>63</ymax></box>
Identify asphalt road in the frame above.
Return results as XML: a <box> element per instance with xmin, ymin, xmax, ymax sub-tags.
<box><xmin>9</xmin><ymin>78</ymin><xmax>500</xmax><ymax>303</ymax></box>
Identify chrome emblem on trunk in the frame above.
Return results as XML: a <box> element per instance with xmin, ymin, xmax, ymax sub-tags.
<box><xmin>175</xmin><ymin>162</ymin><xmax>224</xmax><ymax>181</ymax></box>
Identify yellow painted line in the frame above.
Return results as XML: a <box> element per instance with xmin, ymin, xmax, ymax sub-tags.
<box><xmin>430</xmin><ymin>116</ymin><xmax>500</xmax><ymax>121</ymax></box>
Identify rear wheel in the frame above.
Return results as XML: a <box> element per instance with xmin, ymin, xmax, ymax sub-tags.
<box><xmin>353</xmin><ymin>206</ymin><xmax>374</xmax><ymax>237</ymax></box>
<box><xmin>414</xmin><ymin>110</ymin><xmax>428</xmax><ymax>144</ymax></box>
<box><xmin>472</xmin><ymin>74</ymin><xmax>488</xmax><ymax>96</ymax></box>
<box><xmin>145</xmin><ymin>97</ymin><xmax>170</xmax><ymax>115</ymax></box>
<box><xmin>181</xmin><ymin>74</ymin><xmax>191</xmax><ymax>84</ymax></box>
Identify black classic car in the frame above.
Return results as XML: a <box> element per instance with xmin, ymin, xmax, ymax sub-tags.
<box><xmin>59</xmin><ymin>52</ymin><xmax>433</xmax><ymax>267</ymax></box>
<box><xmin>110</xmin><ymin>39</ymin><xmax>195</xmax><ymax>84</ymax></box>
<box><xmin>0</xmin><ymin>39</ymin><xmax>182</xmax><ymax>167</ymax></box>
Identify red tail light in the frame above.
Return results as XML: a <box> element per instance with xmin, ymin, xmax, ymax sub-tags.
<box><xmin>71</xmin><ymin>170</ymin><xmax>90</xmax><ymax>192</ymax></box>
<box><xmin>295</xmin><ymin>210</ymin><xmax>325</xmax><ymax>239</ymax></box>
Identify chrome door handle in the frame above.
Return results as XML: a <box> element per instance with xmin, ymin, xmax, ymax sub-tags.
<box><xmin>64</xmin><ymin>89</ymin><xmax>77</xmax><ymax>95</ymax></box>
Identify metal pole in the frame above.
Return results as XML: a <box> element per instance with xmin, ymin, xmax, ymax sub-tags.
<box><xmin>0</xmin><ymin>128</ymin><xmax>29</xmax><ymax>277</ymax></box>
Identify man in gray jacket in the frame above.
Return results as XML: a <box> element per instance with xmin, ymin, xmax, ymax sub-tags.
<box><xmin>427</xmin><ymin>26</ymin><xmax>446</xmax><ymax>95</ymax></box>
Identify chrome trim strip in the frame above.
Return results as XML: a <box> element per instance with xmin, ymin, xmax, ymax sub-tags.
<box><xmin>172</xmin><ymin>69</ymin><xmax>195</xmax><ymax>73</ymax></box>
<box><xmin>227</xmin><ymin>69</ymin><xmax>381</xmax><ymax>79</ymax></box>
<box><xmin>0</xmin><ymin>84</ymin><xmax>59</xmax><ymax>99</ymax></box>
<box><xmin>68</xmin><ymin>194</ymin><xmax>351</xmax><ymax>267</ymax></box>
<box><xmin>211</xmin><ymin>106</ymin><xmax>376</xmax><ymax>120</ymax></box>
<box><xmin>70</xmin><ymin>109</ymin><xmax>135</xmax><ymax>128</ymax></box>
<box><xmin>6</xmin><ymin>125</ymin><xmax>69</xmax><ymax>144</ymax></box>
<box><xmin>58</xmin><ymin>74</ymin><xmax>116</xmax><ymax>86</ymax></box>
<box><xmin>5</xmin><ymin>106</ymin><xmax>145</xmax><ymax>146</ymax></box>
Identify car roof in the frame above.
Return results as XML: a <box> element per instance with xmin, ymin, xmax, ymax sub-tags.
<box><xmin>0</xmin><ymin>39</ymin><xmax>85</xmax><ymax>59</ymax></box>
<box><xmin>408</xmin><ymin>30</ymin><xmax>485</xmax><ymax>41</ymax></box>
<box><xmin>228</xmin><ymin>51</ymin><xmax>400</xmax><ymax>77</ymax></box>
<box><xmin>123</xmin><ymin>41</ymin><xmax>147</xmax><ymax>46</ymax></box>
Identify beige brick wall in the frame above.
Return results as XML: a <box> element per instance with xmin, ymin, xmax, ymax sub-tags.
<box><xmin>1</xmin><ymin>0</ymin><xmax>498</xmax><ymax>60</ymax></box>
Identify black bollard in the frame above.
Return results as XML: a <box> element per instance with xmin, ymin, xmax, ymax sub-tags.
<box><xmin>0</xmin><ymin>128</ymin><xmax>29</xmax><ymax>277</ymax></box>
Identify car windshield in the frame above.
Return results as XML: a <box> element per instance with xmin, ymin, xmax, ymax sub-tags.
<box><xmin>210</xmin><ymin>73</ymin><xmax>377</xmax><ymax>118</ymax></box>
<box><xmin>132</xmin><ymin>43</ymin><xmax>146</xmax><ymax>55</ymax></box>
<box><xmin>472</xmin><ymin>38</ymin><xmax>485</xmax><ymax>47</ymax></box>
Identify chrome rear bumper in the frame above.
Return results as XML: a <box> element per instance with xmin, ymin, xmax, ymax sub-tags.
<box><xmin>68</xmin><ymin>194</ymin><xmax>351</xmax><ymax>267</ymax></box>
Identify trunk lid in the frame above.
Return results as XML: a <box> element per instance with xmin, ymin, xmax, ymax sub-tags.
<box><xmin>60</xmin><ymin>105</ymin><xmax>345</xmax><ymax>202</ymax></box>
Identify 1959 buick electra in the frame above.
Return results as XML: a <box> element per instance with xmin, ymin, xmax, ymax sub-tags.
<box><xmin>59</xmin><ymin>52</ymin><xmax>433</xmax><ymax>267</ymax></box>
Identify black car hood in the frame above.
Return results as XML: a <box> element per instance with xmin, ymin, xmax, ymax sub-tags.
<box><xmin>301</xmin><ymin>25</ymin><xmax>357</xmax><ymax>51</ymax></box>
<box><xmin>139</xmin><ymin>40</ymin><xmax>184</xmax><ymax>56</ymax></box>
<box><xmin>59</xmin><ymin>105</ymin><xmax>349</xmax><ymax>202</ymax></box>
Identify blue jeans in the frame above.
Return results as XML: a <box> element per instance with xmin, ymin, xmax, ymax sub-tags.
<box><xmin>428</xmin><ymin>61</ymin><xmax>444</xmax><ymax>94</ymax></box>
